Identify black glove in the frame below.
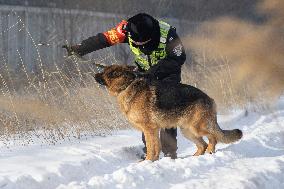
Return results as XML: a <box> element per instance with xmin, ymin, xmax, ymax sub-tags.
<box><xmin>145</xmin><ymin>59</ymin><xmax>182</xmax><ymax>82</ymax></box>
<box><xmin>62</xmin><ymin>45</ymin><xmax>81</xmax><ymax>56</ymax></box>
<box><xmin>145</xmin><ymin>64</ymin><xmax>160</xmax><ymax>79</ymax></box>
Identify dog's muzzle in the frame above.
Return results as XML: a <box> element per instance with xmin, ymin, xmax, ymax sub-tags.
<box><xmin>95</xmin><ymin>73</ymin><xmax>106</xmax><ymax>85</ymax></box>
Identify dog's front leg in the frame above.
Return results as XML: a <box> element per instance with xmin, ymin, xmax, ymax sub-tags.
<box><xmin>144</xmin><ymin>128</ymin><xmax>160</xmax><ymax>161</ymax></box>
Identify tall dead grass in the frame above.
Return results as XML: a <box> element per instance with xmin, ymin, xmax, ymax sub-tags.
<box><xmin>183</xmin><ymin>0</ymin><xmax>284</xmax><ymax>110</ymax></box>
<box><xmin>0</xmin><ymin>55</ymin><xmax>130</xmax><ymax>145</ymax></box>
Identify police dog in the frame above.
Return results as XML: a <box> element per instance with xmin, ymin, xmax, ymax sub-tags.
<box><xmin>95</xmin><ymin>64</ymin><xmax>242</xmax><ymax>161</ymax></box>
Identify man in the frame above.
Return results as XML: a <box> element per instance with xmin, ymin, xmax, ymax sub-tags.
<box><xmin>64</xmin><ymin>13</ymin><xmax>186</xmax><ymax>159</ymax></box>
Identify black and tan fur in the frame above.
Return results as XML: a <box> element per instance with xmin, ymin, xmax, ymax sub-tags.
<box><xmin>95</xmin><ymin>65</ymin><xmax>242</xmax><ymax>161</ymax></box>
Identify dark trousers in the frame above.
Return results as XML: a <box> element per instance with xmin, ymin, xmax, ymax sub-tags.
<box><xmin>142</xmin><ymin>128</ymin><xmax>177</xmax><ymax>158</ymax></box>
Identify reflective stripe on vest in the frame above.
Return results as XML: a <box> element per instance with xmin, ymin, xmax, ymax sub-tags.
<box><xmin>128</xmin><ymin>20</ymin><xmax>170</xmax><ymax>70</ymax></box>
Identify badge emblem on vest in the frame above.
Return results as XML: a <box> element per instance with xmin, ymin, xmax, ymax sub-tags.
<box><xmin>173</xmin><ymin>44</ymin><xmax>183</xmax><ymax>57</ymax></box>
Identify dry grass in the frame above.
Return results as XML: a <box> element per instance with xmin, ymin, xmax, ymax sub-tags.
<box><xmin>183</xmin><ymin>0</ymin><xmax>284</xmax><ymax>110</ymax></box>
<box><xmin>0</xmin><ymin>55</ymin><xmax>130</xmax><ymax>145</ymax></box>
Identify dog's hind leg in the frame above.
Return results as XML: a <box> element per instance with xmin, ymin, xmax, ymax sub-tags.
<box><xmin>206</xmin><ymin>134</ymin><xmax>217</xmax><ymax>154</ymax></box>
<box><xmin>199</xmin><ymin>119</ymin><xmax>217</xmax><ymax>154</ymax></box>
<box><xmin>192</xmin><ymin>137</ymin><xmax>208</xmax><ymax>156</ymax></box>
<box><xmin>143</xmin><ymin>127</ymin><xmax>160</xmax><ymax>161</ymax></box>
<box><xmin>180</xmin><ymin>128</ymin><xmax>208</xmax><ymax>156</ymax></box>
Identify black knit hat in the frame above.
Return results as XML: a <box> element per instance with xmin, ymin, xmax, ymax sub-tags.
<box><xmin>126</xmin><ymin>13</ymin><xmax>158</xmax><ymax>42</ymax></box>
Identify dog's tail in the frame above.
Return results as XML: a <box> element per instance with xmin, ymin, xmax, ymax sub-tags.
<box><xmin>213</xmin><ymin>123</ymin><xmax>243</xmax><ymax>144</ymax></box>
<box><xmin>208</xmin><ymin>102</ymin><xmax>242</xmax><ymax>144</ymax></box>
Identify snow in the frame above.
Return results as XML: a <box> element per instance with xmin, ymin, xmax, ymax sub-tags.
<box><xmin>0</xmin><ymin>98</ymin><xmax>284</xmax><ymax>189</ymax></box>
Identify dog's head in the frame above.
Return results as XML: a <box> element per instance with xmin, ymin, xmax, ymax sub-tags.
<box><xmin>95</xmin><ymin>64</ymin><xmax>136</xmax><ymax>96</ymax></box>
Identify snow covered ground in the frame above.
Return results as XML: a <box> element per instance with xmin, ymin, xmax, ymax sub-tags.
<box><xmin>0</xmin><ymin>97</ymin><xmax>284</xmax><ymax>189</ymax></box>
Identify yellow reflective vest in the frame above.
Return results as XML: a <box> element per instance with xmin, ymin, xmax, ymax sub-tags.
<box><xmin>128</xmin><ymin>20</ymin><xmax>170</xmax><ymax>70</ymax></box>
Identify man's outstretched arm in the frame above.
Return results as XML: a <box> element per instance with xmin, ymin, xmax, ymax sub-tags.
<box><xmin>69</xmin><ymin>20</ymin><xmax>128</xmax><ymax>56</ymax></box>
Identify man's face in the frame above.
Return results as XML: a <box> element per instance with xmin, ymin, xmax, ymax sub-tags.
<box><xmin>125</xmin><ymin>20</ymin><xmax>153</xmax><ymax>48</ymax></box>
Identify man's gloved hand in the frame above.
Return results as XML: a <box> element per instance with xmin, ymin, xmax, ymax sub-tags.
<box><xmin>145</xmin><ymin>63</ymin><xmax>161</xmax><ymax>80</ymax></box>
<box><xmin>62</xmin><ymin>44</ymin><xmax>81</xmax><ymax>56</ymax></box>
<box><xmin>144</xmin><ymin>60</ymin><xmax>182</xmax><ymax>83</ymax></box>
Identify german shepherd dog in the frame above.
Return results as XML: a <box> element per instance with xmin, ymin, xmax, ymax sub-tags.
<box><xmin>95</xmin><ymin>64</ymin><xmax>242</xmax><ymax>161</ymax></box>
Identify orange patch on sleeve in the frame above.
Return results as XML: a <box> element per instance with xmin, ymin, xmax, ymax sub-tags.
<box><xmin>103</xmin><ymin>28</ymin><xmax>125</xmax><ymax>45</ymax></box>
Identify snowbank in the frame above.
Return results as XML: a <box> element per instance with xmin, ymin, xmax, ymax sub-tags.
<box><xmin>0</xmin><ymin>98</ymin><xmax>284</xmax><ymax>189</ymax></box>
